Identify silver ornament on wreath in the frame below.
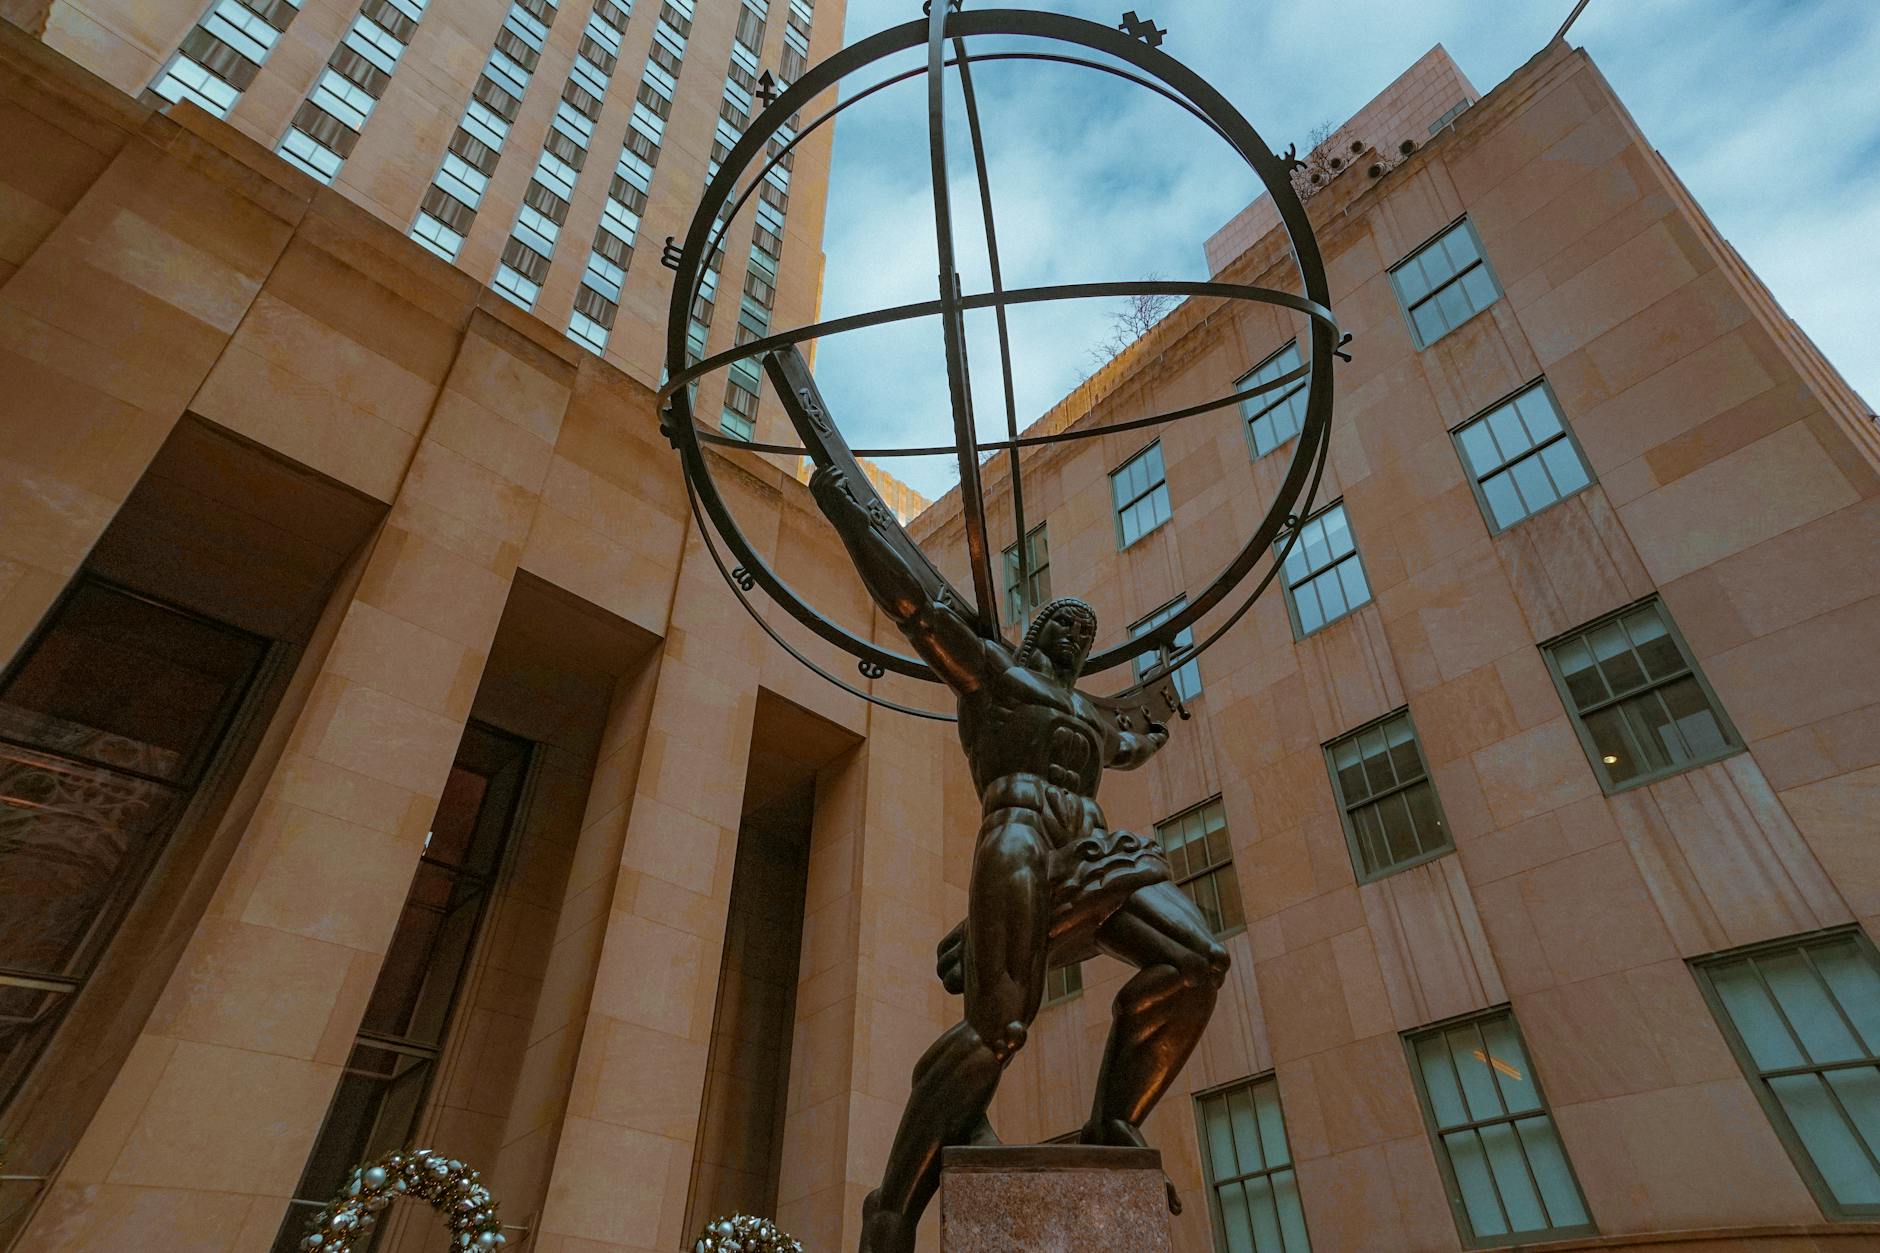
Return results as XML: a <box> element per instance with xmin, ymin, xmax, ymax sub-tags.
<box><xmin>691</xmin><ymin>1213</ymin><xmax>804</xmax><ymax>1253</ymax></box>
<box><xmin>300</xmin><ymin>1147</ymin><xmax>506</xmax><ymax>1251</ymax></box>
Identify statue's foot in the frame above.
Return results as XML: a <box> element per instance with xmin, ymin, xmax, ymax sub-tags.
<box><xmin>1080</xmin><ymin>1117</ymin><xmax>1182</xmax><ymax>1215</ymax></box>
<box><xmin>859</xmin><ymin>1188</ymin><xmax>916</xmax><ymax>1253</ymax></box>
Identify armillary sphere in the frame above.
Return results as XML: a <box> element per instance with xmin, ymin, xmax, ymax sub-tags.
<box><xmin>656</xmin><ymin>0</ymin><xmax>1341</xmax><ymax>722</ymax></box>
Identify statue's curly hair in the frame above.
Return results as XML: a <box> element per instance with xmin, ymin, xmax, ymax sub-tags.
<box><xmin>1015</xmin><ymin>597</ymin><xmax>1098</xmax><ymax>669</ymax></box>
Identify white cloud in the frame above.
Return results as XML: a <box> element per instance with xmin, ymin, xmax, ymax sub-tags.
<box><xmin>806</xmin><ymin>0</ymin><xmax>1879</xmax><ymax>498</ymax></box>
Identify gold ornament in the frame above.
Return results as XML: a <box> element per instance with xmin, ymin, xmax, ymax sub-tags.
<box><xmin>691</xmin><ymin>1213</ymin><xmax>804</xmax><ymax>1253</ymax></box>
<box><xmin>300</xmin><ymin>1148</ymin><xmax>505</xmax><ymax>1251</ymax></box>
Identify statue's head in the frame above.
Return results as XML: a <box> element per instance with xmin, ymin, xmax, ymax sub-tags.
<box><xmin>1015</xmin><ymin>597</ymin><xmax>1098</xmax><ymax>683</ymax></box>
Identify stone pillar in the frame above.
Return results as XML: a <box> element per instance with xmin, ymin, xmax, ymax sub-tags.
<box><xmin>938</xmin><ymin>1146</ymin><xmax>1171</xmax><ymax>1253</ymax></box>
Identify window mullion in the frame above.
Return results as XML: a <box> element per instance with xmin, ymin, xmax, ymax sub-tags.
<box><xmin>1798</xmin><ymin>946</ymin><xmax>1876</xmax><ymax>1071</ymax></box>
<box><xmin>1744</xmin><ymin>956</ymin><xmax>1816</xmax><ymax>1072</ymax></box>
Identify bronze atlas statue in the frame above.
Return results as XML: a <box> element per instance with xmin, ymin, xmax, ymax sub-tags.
<box><xmin>656</xmin><ymin>4</ymin><xmax>1340</xmax><ymax>1249</ymax></box>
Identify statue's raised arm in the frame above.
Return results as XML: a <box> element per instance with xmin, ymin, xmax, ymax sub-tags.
<box><xmin>807</xmin><ymin>465</ymin><xmax>992</xmax><ymax>695</ymax></box>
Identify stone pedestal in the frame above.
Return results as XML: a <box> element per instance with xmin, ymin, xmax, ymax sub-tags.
<box><xmin>939</xmin><ymin>1145</ymin><xmax>1171</xmax><ymax>1252</ymax></box>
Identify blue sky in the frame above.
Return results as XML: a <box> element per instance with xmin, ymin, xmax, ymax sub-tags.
<box><xmin>798</xmin><ymin>0</ymin><xmax>1879</xmax><ymax>500</ymax></box>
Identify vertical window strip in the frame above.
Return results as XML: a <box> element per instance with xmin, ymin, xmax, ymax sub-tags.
<box><xmin>1043</xmin><ymin>962</ymin><xmax>1082</xmax><ymax>1005</ymax></box>
<box><xmin>152</xmin><ymin>0</ymin><xmax>304</xmax><ymax>118</ymax></box>
<box><xmin>1325</xmin><ymin>709</ymin><xmax>1451</xmax><ymax>880</ymax></box>
<box><xmin>1542</xmin><ymin>598</ymin><xmax>1739</xmax><ymax>792</ymax></box>
<box><xmin>1694</xmin><ymin>930</ymin><xmax>1880</xmax><ymax>1216</ymax></box>
<box><xmin>409</xmin><ymin>0</ymin><xmax>560</xmax><ymax>261</ymax></box>
<box><xmin>1154</xmin><ymin>798</ymin><xmax>1242</xmax><ymax>937</ymax></box>
<box><xmin>1131</xmin><ymin>597</ymin><xmax>1201</xmax><ymax>701</ymax></box>
<box><xmin>277</xmin><ymin>0</ymin><xmax>428</xmax><ymax>182</ymax></box>
<box><xmin>1406</xmin><ymin>1010</ymin><xmax>1594</xmax><ymax>1245</ymax></box>
<box><xmin>1454</xmin><ymin>381</ymin><xmax>1593</xmax><ymax>531</ymax></box>
<box><xmin>1195</xmin><ymin>1078</ymin><xmax>1312</xmax><ymax>1253</ymax></box>
<box><xmin>1279</xmin><ymin>502</ymin><xmax>1370</xmax><ymax>637</ymax></box>
<box><xmin>495</xmin><ymin>0</ymin><xmax>625</xmax><ymax>313</ymax></box>
<box><xmin>1002</xmin><ymin>523</ymin><xmax>1050</xmax><ymax>623</ymax></box>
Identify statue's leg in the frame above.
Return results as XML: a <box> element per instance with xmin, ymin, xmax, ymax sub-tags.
<box><xmin>1082</xmin><ymin>880</ymin><xmax>1229</xmax><ymax>1198</ymax></box>
<box><xmin>859</xmin><ymin>815</ymin><xmax>1050</xmax><ymax>1253</ymax></box>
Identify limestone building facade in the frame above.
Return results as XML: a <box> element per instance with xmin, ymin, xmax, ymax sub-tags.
<box><xmin>0</xmin><ymin>7</ymin><xmax>1876</xmax><ymax>1253</ymax></box>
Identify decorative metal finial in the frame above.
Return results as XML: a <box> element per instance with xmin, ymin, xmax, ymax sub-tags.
<box><xmin>1118</xmin><ymin>10</ymin><xmax>1165</xmax><ymax>45</ymax></box>
<box><xmin>756</xmin><ymin>69</ymin><xmax>780</xmax><ymax>103</ymax></box>
<box><xmin>661</xmin><ymin>236</ymin><xmax>684</xmax><ymax>270</ymax></box>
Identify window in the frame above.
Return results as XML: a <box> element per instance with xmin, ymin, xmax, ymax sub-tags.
<box><xmin>1111</xmin><ymin>442</ymin><xmax>1170</xmax><ymax>549</ymax></box>
<box><xmin>0</xmin><ymin>580</ymin><xmax>267</xmax><ymax>1110</ymax></box>
<box><xmin>1326</xmin><ymin>709</ymin><xmax>1450</xmax><ymax>881</ymax></box>
<box><xmin>1002</xmin><ymin>524</ymin><xmax>1050</xmax><ymax>622</ymax></box>
<box><xmin>1195</xmin><ymin>1077</ymin><xmax>1310</xmax><ymax>1253</ymax></box>
<box><xmin>1542</xmin><ymin>598</ymin><xmax>1739</xmax><ymax>793</ymax></box>
<box><xmin>1155</xmin><ymin>799</ymin><xmax>1242</xmax><ymax>936</ymax></box>
<box><xmin>1454</xmin><ymin>382</ymin><xmax>1593</xmax><ymax>531</ymax></box>
<box><xmin>1278</xmin><ymin>502</ymin><xmax>1370</xmax><ymax>638</ymax></box>
<box><xmin>273</xmin><ymin>724</ymin><xmax>529</xmax><ymax>1252</ymax></box>
<box><xmin>1131</xmin><ymin>598</ymin><xmax>1200</xmax><ymax>702</ymax></box>
<box><xmin>1390</xmin><ymin>218</ymin><xmax>1500</xmax><ymax>349</ymax></box>
<box><xmin>1429</xmin><ymin>98</ymin><xmax>1471</xmax><ymax>133</ymax></box>
<box><xmin>1044</xmin><ymin>963</ymin><xmax>1082</xmax><ymax>1005</ymax></box>
<box><xmin>1693</xmin><ymin>930</ymin><xmax>1880</xmax><ymax>1217</ymax></box>
<box><xmin>1238</xmin><ymin>342</ymin><xmax>1307</xmax><ymax>459</ymax></box>
<box><xmin>1406</xmin><ymin>1009</ymin><xmax>1594</xmax><ymax>1246</ymax></box>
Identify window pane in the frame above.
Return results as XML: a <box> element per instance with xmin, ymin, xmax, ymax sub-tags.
<box><xmin>1245</xmin><ymin>1174</ymin><xmax>1287</xmax><ymax>1252</ymax></box>
<box><xmin>1311</xmin><ymin>569</ymin><xmax>1348</xmax><ymax>624</ymax></box>
<box><xmin>1405</xmin><ymin>782</ymin><xmax>1449</xmax><ymax>856</ymax></box>
<box><xmin>1509</xmin><ymin>453</ymin><xmax>1557</xmax><ymax>514</ymax></box>
<box><xmin>1332</xmin><ymin>738</ymin><xmax>1368</xmax><ymax>803</ymax></box>
<box><xmin>1481</xmin><ymin>471</ymin><xmax>1527</xmax><ymax>529</ymax></box>
<box><xmin>1215</xmin><ymin>867</ymin><xmax>1245</xmax><ymax>932</ymax></box>
<box><xmin>1442</xmin><ymin>226</ymin><xmax>1481</xmax><ymax>272</ymax></box>
<box><xmin>1379</xmin><ymin>794</ymin><xmax>1421</xmax><ymax>865</ymax></box>
<box><xmin>1336</xmin><ymin>559</ymin><xmax>1371</xmax><ymax>614</ymax></box>
<box><xmin>1481</xmin><ymin>1017</ymin><xmax>1541</xmax><ymax>1115</ymax></box>
<box><xmin>1622</xmin><ymin>606</ymin><xmax>1683</xmax><ymax>681</ymax></box>
<box><xmin>1762</xmin><ymin>950</ymin><xmax>1865</xmax><ymax>1064</ymax></box>
<box><xmin>1815</xmin><ymin>941</ymin><xmax>1880</xmax><ymax>1052</ymax></box>
<box><xmin>1824</xmin><ymin>1067</ymin><xmax>1880</xmax><ymax>1173</ymax></box>
<box><xmin>1457</xmin><ymin>421</ymin><xmax>1499</xmax><ymax>475</ymax></box>
<box><xmin>1416</xmin><ymin>1035</ymin><xmax>1469</xmax><ymax>1126</ymax></box>
<box><xmin>1659</xmin><ymin>676</ymin><xmax>1728</xmax><ymax>759</ymax></box>
<box><xmin>1219</xmin><ymin>1180</ymin><xmax>1256</xmax><ymax>1253</ymax></box>
<box><xmin>1436</xmin><ymin>281</ymin><xmax>1471</xmax><ymax>330</ymax></box>
<box><xmin>1358</xmin><ymin>726</ymin><xmax>1396</xmax><ymax>794</ymax></box>
<box><xmin>0</xmin><ymin>747</ymin><xmax>176</xmax><ymax>978</ymax></box>
<box><xmin>1452</xmin><ymin>1024</ymin><xmax>1509</xmax><ymax>1122</ymax></box>
<box><xmin>1254</xmin><ymin>1083</ymin><xmax>1291</xmax><ymax>1169</ymax></box>
<box><xmin>1553</xmin><ymin>637</ymin><xmax>1607</xmax><ymax>710</ymax></box>
<box><xmin>1514</xmin><ymin>388</ymin><xmax>1563</xmax><ymax>441</ymax></box>
<box><xmin>1229</xmin><ymin>1086</ymin><xmax>1267</xmax><ymax>1173</ymax></box>
<box><xmin>1771</xmin><ymin>1073</ymin><xmax>1880</xmax><ymax>1206</ymax></box>
<box><xmin>1539</xmin><ymin>437</ymin><xmax>1590</xmax><ymax>499</ymax></box>
<box><xmin>1480</xmin><ymin>1120</ymin><xmax>1548</xmax><ymax>1232</ymax></box>
<box><xmin>1384</xmin><ymin>718</ymin><xmax>1422</xmax><ymax>782</ymax></box>
<box><xmin>1203</xmin><ymin>1093</ymin><xmax>1240</xmax><ymax>1179</ymax></box>
<box><xmin>1582</xmin><ymin>706</ymin><xmax>1640</xmax><ymax>784</ymax></box>
<box><xmin>1412</xmin><ymin>300</ymin><xmax>1446</xmax><ymax>346</ymax></box>
<box><xmin>1486</xmin><ymin>404</ymin><xmax>1530</xmax><ymax>462</ymax></box>
<box><xmin>1588</xmin><ymin>621</ymin><xmax>1647</xmax><ymax>696</ymax></box>
<box><xmin>1710</xmin><ymin>959</ymin><xmax>1806</xmax><ymax>1070</ymax></box>
<box><xmin>1294</xmin><ymin>580</ymin><xmax>1325</xmax><ymax>636</ymax></box>
<box><xmin>1617</xmin><ymin>691</ymin><xmax>1682</xmax><ymax>773</ymax></box>
<box><xmin>1460</xmin><ymin>264</ymin><xmax>1498</xmax><ymax>313</ymax></box>
<box><xmin>1515</xmin><ymin>1116</ymin><xmax>1590</xmax><ymax>1227</ymax></box>
<box><xmin>1445</xmin><ymin>1129</ymin><xmax>1509</xmax><ymax>1237</ymax></box>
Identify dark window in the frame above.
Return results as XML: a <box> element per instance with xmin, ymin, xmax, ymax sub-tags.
<box><xmin>1111</xmin><ymin>442</ymin><xmax>1170</xmax><ymax>549</ymax></box>
<box><xmin>1693</xmin><ymin>929</ymin><xmax>1880</xmax><ymax>1217</ymax></box>
<box><xmin>1390</xmin><ymin>218</ymin><xmax>1500</xmax><ymax>349</ymax></box>
<box><xmin>1542</xmin><ymin>598</ymin><xmax>1740</xmax><ymax>792</ymax></box>
<box><xmin>1406</xmin><ymin>1009</ymin><xmax>1595</xmax><ymax>1246</ymax></box>
<box><xmin>1131</xmin><ymin>598</ymin><xmax>1200</xmax><ymax>702</ymax></box>
<box><xmin>1195</xmin><ymin>1077</ymin><xmax>1311</xmax><ymax>1253</ymax></box>
<box><xmin>1044</xmin><ymin>962</ymin><xmax>1081</xmax><ymax>1005</ymax></box>
<box><xmin>273</xmin><ymin>724</ymin><xmax>529</xmax><ymax>1252</ymax></box>
<box><xmin>1278</xmin><ymin>502</ymin><xmax>1370</xmax><ymax>638</ymax></box>
<box><xmin>1454</xmin><ymin>382</ymin><xmax>1593</xmax><ymax>531</ymax></box>
<box><xmin>0</xmin><ymin>580</ymin><xmax>266</xmax><ymax>1108</ymax></box>
<box><xmin>1238</xmin><ymin>342</ymin><xmax>1307</xmax><ymax>459</ymax></box>
<box><xmin>1326</xmin><ymin>709</ymin><xmax>1451</xmax><ymax>881</ymax></box>
<box><xmin>1155</xmin><ymin>798</ymin><xmax>1242</xmax><ymax>937</ymax></box>
<box><xmin>1001</xmin><ymin>523</ymin><xmax>1050</xmax><ymax>622</ymax></box>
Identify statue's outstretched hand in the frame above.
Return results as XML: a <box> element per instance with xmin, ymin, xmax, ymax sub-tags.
<box><xmin>811</xmin><ymin>465</ymin><xmax>869</xmax><ymax>526</ymax></box>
